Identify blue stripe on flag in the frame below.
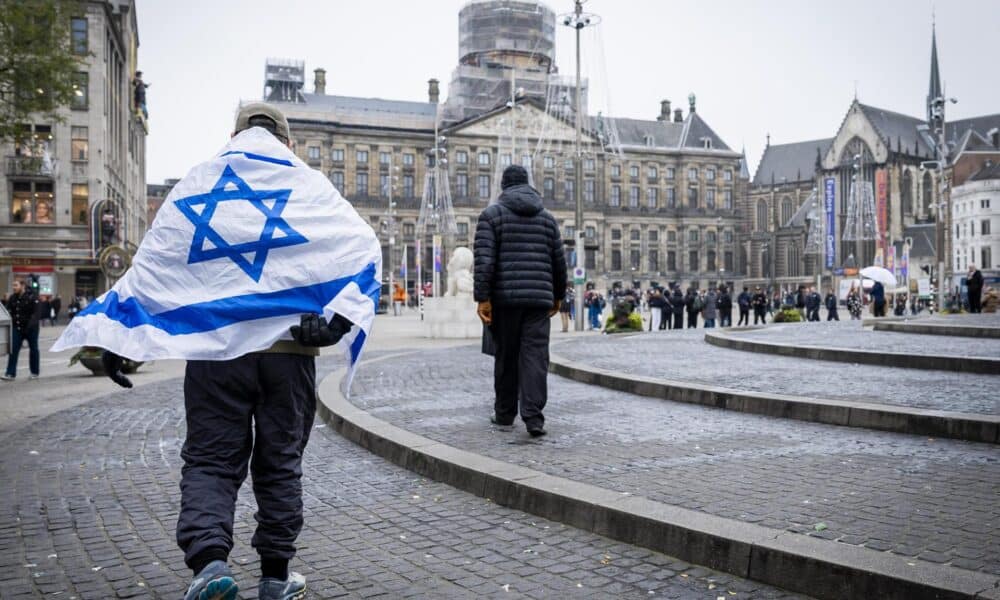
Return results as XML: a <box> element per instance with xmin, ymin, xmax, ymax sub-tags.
<box><xmin>220</xmin><ymin>150</ymin><xmax>294</xmax><ymax>167</ymax></box>
<box><xmin>350</xmin><ymin>329</ymin><xmax>366</xmax><ymax>364</ymax></box>
<box><xmin>79</xmin><ymin>263</ymin><xmax>380</xmax><ymax>335</ymax></box>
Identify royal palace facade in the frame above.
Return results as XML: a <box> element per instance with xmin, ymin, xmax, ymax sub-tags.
<box><xmin>259</xmin><ymin>0</ymin><xmax>750</xmax><ymax>294</ymax></box>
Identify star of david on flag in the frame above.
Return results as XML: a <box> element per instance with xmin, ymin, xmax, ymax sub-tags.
<box><xmin>52</xmin><ymin>127</ymin><xmax>382</xmax><ymax>391</ymax></box>
<box><xmin>174</xmin><ymin>165</ymin><xmax>308</xmax><ymax>281</ymax></box>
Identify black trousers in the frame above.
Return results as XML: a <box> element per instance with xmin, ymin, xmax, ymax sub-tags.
<box><xmin>491</xmin><ymin>307</ymin><xmax>550</xmax><ymax>430</ymax></box>
<box><xmin>658</xmin><ymin>308</ymin><xmax>668</xmax><ymax>330</ymax></box>
<box><xmin>969</xmin><ymin>291</ymin><xmax>982</xmax><ymax>313</ymax></box>
<box><xmin>673</xmin><ymin>312</ymin><xmax>683</xmax><ymax>329</ymax></box>
<box><xmin>754</xmin><ymin>308</ymin><xmax>766</xmax><ymax>324</ymax></box>
<box><xmin>686</xmin><ymin>312</ymin><xmax>697</xmax><ymax>328</ymax></box>
<box><xmin>177</xmin><ymin>352</ymin><xmax>316</xmax><ymax>571</ymax></box>
<box><xmin>827</xmin><ymin>308</ymin><xmax>840</xmax><ymax>321</ymax></box>
<box><xmin>738</xmin><ymin>308</ymin><xmax>749</xmax><ymax>326</ymax></box>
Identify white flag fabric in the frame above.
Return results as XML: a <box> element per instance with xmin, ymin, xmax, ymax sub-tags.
<box><xmin>53</xmin><ymin>127</ymin><xmax>382</xmax><ymax>386</ymax></box>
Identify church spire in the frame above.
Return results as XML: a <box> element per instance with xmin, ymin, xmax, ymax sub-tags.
<box><xmin>927</xmin><ymin>22</ymin><xmax>942</xmax><ymax>124</ymax></box>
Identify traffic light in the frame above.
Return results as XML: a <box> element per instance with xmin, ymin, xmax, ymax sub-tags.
<box><xmin>29</xmin><ymin>274</ymin><xmax>39</xmax><ymax>291</ymax></box>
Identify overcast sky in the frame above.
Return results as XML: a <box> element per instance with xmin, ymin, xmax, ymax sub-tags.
<box><xmin>138</xmin><ymin>0</ymin><xmax>999</xmax><ymax>184</ymax></box>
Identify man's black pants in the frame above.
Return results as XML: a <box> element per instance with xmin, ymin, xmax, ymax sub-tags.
<box><xmin>177</xmin><ymin>352</ymin><xmax>316</xmax><ymax>572</ymax></box>
<box><xmin>754</xmin><ymin>309</ymin><xmax>766</xmax><ymax>325</ymax></box>
<box><xmin>969</xmin><ymin>292</ymin><xmax>982</xmax><ymax>313</ymax></box>
<box><xmin>491</xmin><ymin>307</ymin><xmax>549</xmax><ymax>430</ymax></box>
<box><xmin>673</xmin><ymin>312</ymin><xmax>683</xmax><ymax>330</ymax></box>
<box><xmin>738</xmin><ymin>308</ymin><xmax>749</xmax><ymax>326</ymax></box>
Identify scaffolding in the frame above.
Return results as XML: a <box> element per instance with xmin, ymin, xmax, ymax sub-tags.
<box><xmin>443</xmin><ymin>1</ymin><xmax>557</xmax><ymax>123</ymax></box>
<box><xmin>263</xmin><ymin>58</ymin><xmax>305</xmax><ymax>103</ymax></box>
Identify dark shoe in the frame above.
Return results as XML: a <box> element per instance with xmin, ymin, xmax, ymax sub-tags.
<box><xmin>184</xmin><ymin>560</ymin><xmax>238</xmax><ymax>600</ymax></box>
<box><xmin>490</xmin><ymin>415</ymin><xmax>514</xmax><ymax>427</ymax></box>
<box><xmin>528</xmin><ymin>427</ymin><xmax>547</xmax><ymax>438</ymax></box>
<box><xmin>259</xmin><ymin>572</ymin><xmax>306</xmax><ymax>600</ymax></box>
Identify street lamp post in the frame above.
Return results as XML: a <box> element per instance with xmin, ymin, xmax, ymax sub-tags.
<box><xmin>928</xmin><ymin>92</ymin><xmax>957</xmax><ymax>312</ymax></box>
<box><xmin>561</xmin><ymin>0</ymin><xmax>599</xmax><ymax>332</ymax></box>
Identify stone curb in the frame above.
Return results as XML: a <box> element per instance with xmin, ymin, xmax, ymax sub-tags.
<box><xmin>317</xmin><ymin>359</ymin><xmax>1000</xmax><ymax>600</ymax></box>
<box><xmin>874</xmin><ymin>321</ymin><xmax>1000</xmax><ymax>339</ymax></box>
<box><xmin>547</xmin><ymin>352</ymin><xmax>999</xmax><ymax>444</ymax></box>
<box><xmin>703</xmin><ymin>329</ymin><xmax>1000</xmax><ymax>375</ymax></box>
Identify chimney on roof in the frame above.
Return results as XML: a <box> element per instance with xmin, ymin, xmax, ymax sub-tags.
<box><xmin>313</xmin><ymin>68</ymin><xmax>326</xmax><ymax>95</ymax></box>
<box><xmin>658</xmin><ymin>99</ymin><xmax>671</xmax><ymax>122</ymax></box>
<box><xmin>428</xmin><ymin>78</ymin><xmax>440</xmax><ymax>104</ymax></box>
<box><xmin>673</xmin><ymin>108</ymin><xmax>683</xmax><ymax>123</ymax></box>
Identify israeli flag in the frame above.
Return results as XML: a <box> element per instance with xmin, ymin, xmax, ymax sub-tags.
<box><xmin>53</xmin><ymin>127</ymin><xmax>381</xmax><ymax>387</ymax></box>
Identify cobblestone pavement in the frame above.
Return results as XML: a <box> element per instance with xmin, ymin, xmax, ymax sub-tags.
<box><xmin>0</xmin><ymin>357</ymin><xmax>807</xmax><ymax>599</ymax></box>
<box><xmin>734</xmin><ymin>320</ymin><xmax>1000</xmax><ymax>358</ymax></box>
<box><xmin>554</xmin><ymin>329</ymin><xmax>1000</xmax><ymax>415</ymax></box>
<box><xmin>925</xmin><ymin>312</ymin><xmax>1000</xmax><ymax>327</ymax></box>
<box><xmin>350</xmin><ymin>347</ymin><xmax>1000</xmax><ymax>577</ymax></box>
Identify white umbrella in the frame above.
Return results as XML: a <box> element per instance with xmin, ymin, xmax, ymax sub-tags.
<box><xmin>860</xmin><ymin>266</ymin><xmax>897</xmax><ymax>287</ymax></box>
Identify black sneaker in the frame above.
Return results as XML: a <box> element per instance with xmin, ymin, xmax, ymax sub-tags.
<box><xmin>490</xmin><ymin>415</ymin><xmax>514</xmax><ymax>427</ymax></box>
<box><xmin>528</xmin><ymin>427</ymin><xmax>547</xmax><ymax>438</ymax></box>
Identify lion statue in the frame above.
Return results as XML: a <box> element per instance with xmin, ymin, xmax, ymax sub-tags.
<box><xmin>446</xmin><ymin>247</ymin><xmax>475</xmax><ymax>297</ymax></box>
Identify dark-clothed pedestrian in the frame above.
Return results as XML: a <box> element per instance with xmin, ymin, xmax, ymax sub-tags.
<box><xmin>825</xmin><ymin>289</ymin><xmax>840</xmax><ymax>321</ymax></box>
<box><xmin>752</xmin><ymin>286</ymin><xmax>767</xmax><ymax>325</ymax></box>
<box><xmin>716</xmin><ymin>286</ymin><xmax>732</xmax><ymax>327</ymax></box>
<box><xmin>805</xmin><ymin>286</ymin><xmax>821</xmax><ymax>322</ymax></box>
<box><xmin>737</xmin><ymin>287</ymin><xmax>751</xmax><ymax>326</ymax></box>
<box><xmin>38</xmin><ymin>296</ymin><xmax>51</xmax><ymax>327</ymax></box>
<box><xmin>871</xmin><ymin>281</ymin><xmax>886</xmax><ymax>317</ymax></box>
<box><xmin>3</xmin><ymin>279</ymin><xmax>41</xmax><ymax>381</ymax></box>
<box><xmin>685</xmin><ymin>288</ymin><xmax>701</xmax><ymax>328</ymax></box>
<box><xmin>671</xmin><ymin>288</ymin><xmax>684</xmax><ymax>330</ymax></box>
<box><xmin>475</xmin><ymin>165</ymin><xmax>566</xmax><ymax>439</ymax></box>
<box><xmin>967</xmin><ymin>265</ymin><xmax>984</xmax><ymax>313</ymax></box>
<box><xmin>661</xmin><ymin>289</ymin><xmax>673</xmax><ymax>330</ymax></box>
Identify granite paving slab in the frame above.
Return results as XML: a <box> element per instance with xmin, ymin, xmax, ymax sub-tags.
<box><xmin>737</xmin><ymin>320</ymin><xmax>1000</xmax><ymax>358</ymax></box>
<box><xmin>555</xmin><ymin>329</ymin><xmax>999</xmax><ymax>416</ymax></box>
<box><xmin>349</xmin><ymin>346</ymin><xmax>1000</xmax><ymax>579</ymax></box>
<box><xmin>0</xmin><ymin>356</ymin><xmax>805</xmax><ymax>599</ymax></box>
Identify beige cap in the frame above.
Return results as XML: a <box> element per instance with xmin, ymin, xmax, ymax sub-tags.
<box><xmin>234</xmin><ymin>102</ymin><xmax>290</xmax><ymax>143</ymax></box>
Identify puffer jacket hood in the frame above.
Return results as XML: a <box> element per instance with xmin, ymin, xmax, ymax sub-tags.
<box><xmin>498</xmin><ymin>183</ymin><xmax>543</xmax><ymax>217</ymax></box>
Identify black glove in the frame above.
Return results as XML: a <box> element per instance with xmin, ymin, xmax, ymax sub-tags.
<box><xmin>101</xmin><ymin>350</ymin><xmax>134</xmax><ymax>389</ymax></box>
<box><xmin>289</xmin><ymin>313</ymin><xmax>353</xmax><ymax>347</ymax></box>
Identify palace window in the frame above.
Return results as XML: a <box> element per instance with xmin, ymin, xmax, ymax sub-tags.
<box><xmin>610</xmin><ymin>185</ymin><xmax>621</xmax><ymax>206</ymax></box>
<box><xmin>455</xmin><ymin>173</ymin><xmax>468</xmax><ymax>198</ymax></box>
<box><xmin>331</xmin><ymin>148</ymin><xmax>344</xmax><ymax>162</ymax></box>
<box><xmin>646</xmin><ymin>187</ymin><xmax>658</xmax><ymax>208</ymax></box>
<box><xmin>403</xmin><ymin>174</ymin><xmax>414</xmax><ymax>198</ymax></box>
<box><xmin>355</xmin><ymin>171</ymin><xmax>368</xmax><ymax>196</ymax></box>
<box><xmin>478</xmin><ymin>174</ymin><xmax>490</xmax><ymax>198</ymax></box>
<box><xmin>330</xmin><ymin>171</ymin><xmax>344</xmax><ymax>190</ymax></box>
<box><xmin>584</xmin><ymin>179</ymin><xmax>595</xmax><ymax>202</ymax></box>
<box><xmin>629</xmin><ymin>185</ymin><xmax>639</xmax><ymax>207</ymax></box>
<box><xmin>356</xmin><ymin>150</ymin><xmax>369</xmax><ymax>164</ymax></box>
<box><xmin>455</xmin><ymin>150</ymin><xmax>468</xmax><ymax>164</ymax></box>
<box><xmin>543</xmin><ymin>177</ymin><xmax>554</xmax><ymax>199</ymax></box>
<box><xmin>478</xmin><ymin>151</ymin><xmax>490</xmax><ymax>166</ymax></box>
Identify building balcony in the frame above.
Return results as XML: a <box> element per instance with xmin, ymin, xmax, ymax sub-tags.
<box><xmin>6</xmin><ymin>156</ymin><xmax>54</xmax><ymax>179</ymax></box>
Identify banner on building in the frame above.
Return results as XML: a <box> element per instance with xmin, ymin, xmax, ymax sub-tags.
<box><xmin>874</xmin><ymin>247</ymin><xmax>884</xmax><ymax>267</ymax></box>
<box><xmin>824</xmin><ymin>178</ymin><xmax>836</xmax><ymax>269</ymax></box>
<box><xmin>875</xmin><ymin>168</ymin><xmax>888</xmax><ymax>250</ymax></box>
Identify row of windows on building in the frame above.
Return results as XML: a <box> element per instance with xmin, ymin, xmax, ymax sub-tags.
<box><xmin>331</xmin><ymin>168</ymin><xmax>735</xmax><ymax>209</ymax></box>
<box><xmin>604</xmin><ymin>249</ymin><xmax>735</xmax><ymax>273</ymax></box>
<box><xmin>9</xmin><ymin>181</ymin><xmax>90</xmax><ymax>226</ymax></box>
<box><xmin>8</xmin><ymin>123</ymin><xmax>91</xmax><ymax>226</ymax></box>
<box><xmin>955</xmin><ymin>218</ymin><xmax>993</xmax><ymax>239</ymax></box>
<box><xmin>754</xmin><ymin>197</ymin><xmax>804</xmax><ymax>231</ymax></box>
<box><xmin>955</xmin><ymin>247</ymin><xmax>994</xmax><ymax>271</ymax></box>
<box><xmin>311</xmin><ymin>145</ymin><xmax>734</xmax><ymax>181</ymax></box>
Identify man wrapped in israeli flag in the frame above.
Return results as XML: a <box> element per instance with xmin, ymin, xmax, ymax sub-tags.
<box><xmin>53</xmin><ymin>103</ymin><xmax>380</xmax><ymax>600</ymax></box>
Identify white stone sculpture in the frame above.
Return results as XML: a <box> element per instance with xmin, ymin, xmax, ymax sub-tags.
<box><xmin>424</xmin><ymin>246</ymin><xmax>479</xmax><ymax>338</ymax></box>
<box><xmin>446</xmin><ymin>247</ymin><xmax>475</xmax><ymax>297</ymax></box>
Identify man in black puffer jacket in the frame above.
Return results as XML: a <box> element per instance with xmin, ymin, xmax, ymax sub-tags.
<box><xmin>474</xmin><ymin>165</ymin><xmax>567</xmax><ymax>437</ymax></box>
